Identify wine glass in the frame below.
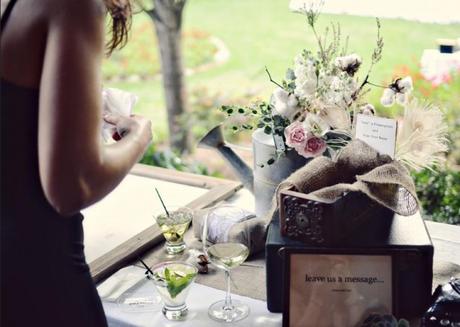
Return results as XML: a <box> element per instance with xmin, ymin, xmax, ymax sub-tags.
<box><xmin>202</xmin><ymin>205</ymin><xmax>250</xmax><ymax>323</ymax></box>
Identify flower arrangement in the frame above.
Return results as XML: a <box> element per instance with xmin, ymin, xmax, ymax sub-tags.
<box><xmin>221</xmin><ymin>6</ymin><xmax>448</xmax><ymax>171</ymax></box>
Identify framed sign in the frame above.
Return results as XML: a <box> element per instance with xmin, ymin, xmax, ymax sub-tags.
<box><xmin>283</xmin><ymin>248</ymin><xmax>395</xmax><ymax>327</ymax></box>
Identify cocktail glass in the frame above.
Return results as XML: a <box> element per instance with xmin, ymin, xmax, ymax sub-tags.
<box><xmin>155</xmin><ymin>206</ymin><xmax>193</xmax><ymax>255</ymax></box>
<box><xmin>149</xmin><ymin>261</ymin><xmax>198</xmax><ymax>321</ymax></box>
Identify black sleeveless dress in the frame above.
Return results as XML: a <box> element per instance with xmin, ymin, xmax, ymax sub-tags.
<box><xmin>1</xmin><ymin>1</ymin><xmax>108</xmax><ymax>326</ymax></box>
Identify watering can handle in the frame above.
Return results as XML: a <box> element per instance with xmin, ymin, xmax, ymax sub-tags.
<box><xmin>218</xmin><ymin>145</ymin><xmax>254</xmax><ymax>193</ymax></box>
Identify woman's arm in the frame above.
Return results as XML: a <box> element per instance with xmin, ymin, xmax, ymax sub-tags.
<box><xmin>38</xmin><ymin>0</ymin><xmax>152</xmax><ymax>216</ymax></box>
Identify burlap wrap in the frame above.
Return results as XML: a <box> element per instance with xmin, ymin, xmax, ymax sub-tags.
<box><xmin>197</xmin><ymin>140</ymin><xmax>418</xmax><ymax>255</ymax></box>
<box><xmin>277</xmin><ymin>139</ymin><xmax>419</xmax><ymax>216</ymax></box>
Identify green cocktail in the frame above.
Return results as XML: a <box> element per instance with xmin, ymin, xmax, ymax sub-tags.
<box><xmin>150</xmin><ymin>261</ymin><xmax>197</xmax><ymax>320</ymax></box>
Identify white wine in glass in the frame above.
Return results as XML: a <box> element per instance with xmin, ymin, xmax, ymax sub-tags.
<box><xmin>203</xmin><ymin>205</ymin><xmax>251</xmax><ymax>323</ymax></box>
<box><xmin>207</xmin><ymin>243</ymin><xmax>249</xmax><ymax>270</ymax></box>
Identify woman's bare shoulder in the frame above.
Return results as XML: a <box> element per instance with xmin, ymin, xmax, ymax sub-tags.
<box><xmin>43</xmin><ymin>0</ymin><xmax>105</xmax><ymax>23</ymax></box>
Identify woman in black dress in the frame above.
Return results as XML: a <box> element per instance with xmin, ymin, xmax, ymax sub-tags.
<box><xmin>1</xmin><ymin>0</ymin><xmax>152</xmax><ymax>325</ymax></box>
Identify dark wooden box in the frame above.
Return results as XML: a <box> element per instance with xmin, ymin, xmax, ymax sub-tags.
<box><xmin>279</xmin><ymin>187</ymin><xmax>393</xmax><ymax>245</ymax></box>
<box><xmin>265</xmin><ymin>211</ymin><xmax>433</xmax><ymax>319</ymax></box>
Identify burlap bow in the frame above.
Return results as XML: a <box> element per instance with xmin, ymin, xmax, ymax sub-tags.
<box><xmin>277</xmin><ymin>139</ymin><xmax>419</xmax><ymax>216</ymax></box>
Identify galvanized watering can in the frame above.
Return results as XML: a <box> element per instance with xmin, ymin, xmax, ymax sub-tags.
<box><xmin>198</xmin><ymin>125</ymin><xmax>308</xmax><ymax>217</ymax></box>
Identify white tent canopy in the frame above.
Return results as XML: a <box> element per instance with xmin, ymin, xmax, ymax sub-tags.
<box><xmin>290</xmin><ymin>0</ymin><xmax>460</xmax><ymax>24</ymax></box>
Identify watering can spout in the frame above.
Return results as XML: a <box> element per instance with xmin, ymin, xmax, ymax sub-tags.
<box><xmin>198</xmin><ymin>124</ymin><xmax>254</xmax><ymax>193</ymax></box>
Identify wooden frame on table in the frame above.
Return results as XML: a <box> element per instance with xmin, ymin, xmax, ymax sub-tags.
<box><xmin>89</xmin><ymin>163</ymin><xmax>243</xmax><ymax>283</ymax></box>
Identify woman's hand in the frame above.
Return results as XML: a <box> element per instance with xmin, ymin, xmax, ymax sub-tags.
<box><xmin>103</xmin><ymin>113</ymin><xmax>152</xmax><ymax>150</ymax></box>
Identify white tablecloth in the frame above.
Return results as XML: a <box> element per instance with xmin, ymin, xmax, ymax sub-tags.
<box><xmin>98</xmin><ymin>266</ymin><xmax>282</xmax><ymax>327</ymax></box>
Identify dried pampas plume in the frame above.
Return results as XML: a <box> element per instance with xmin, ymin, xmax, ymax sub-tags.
<box><xmin>396</xmin><ymin>99</ymin><xmax>449</xmax><ymax>171</ymax></box>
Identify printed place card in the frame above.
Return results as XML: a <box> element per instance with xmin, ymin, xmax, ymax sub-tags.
<box><xmin>355</xmin><ymin>114</ymin><xmax>397</xmax><ymax>158</ymax></box>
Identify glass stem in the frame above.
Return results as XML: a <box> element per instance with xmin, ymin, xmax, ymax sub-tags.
<box><xmin>224</xmin><ymin>270</ymin><xmax>233</xmax><ymax>309</ymax></box>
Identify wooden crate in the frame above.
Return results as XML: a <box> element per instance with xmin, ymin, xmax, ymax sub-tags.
<box><xmin>278</xmin><ymin>186</ymin><xmax>392</xmax><ymax>245</ymax></box>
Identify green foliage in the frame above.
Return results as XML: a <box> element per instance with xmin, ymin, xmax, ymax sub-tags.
<box><xmin>412</xmin><ymin>168</ymin><xmax>460</xmax><ymax>225</ymax></box>
<box><xmin>102</xmin><ymin>20</ymin><xmax>216</xmax><ymax>79</ymax></box>
<box><xmin>177</xmin><ymin>87</ymin><xmax>257</xmax><ymax>144</ymax></box>
<box><xmin>220</xmin><ymin>99</ymin><xmax>291</xmax><ymax>139</ymax></box>
<box><xmin>415</xmin><ymin>71</ymin><xmax>460</xmax><ymax>166</ymax></box>
<box><xmin>140</xmin><ymin>143</ymin><xmax>221</xmax><ymax>177</ymax></box>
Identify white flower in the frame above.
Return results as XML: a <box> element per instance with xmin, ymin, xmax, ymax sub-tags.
<box><xmin>396</xmin><ymin>100</ymin><xmax>448</xmax><ymax>171</ymax></box>
<box><xmin>293</xmin><ymin>56</ymin><xmax>317</xmax><ymax>100</ymax></box>
<box><xmin>294</xmin><ymin>54</ymin><xmax>304</xmax><ymax>66</ymax></box>
<box><xmin>318</xmin><ymin>104</ymin><xmax>351</xmax><ymax>130</ymax></box>
<box><xmin>330</xmin><ymin>76</ymin><xmax>342</xmax><ymax>90</ymax></box>
<box><xmin>380</xmin><ymin>88</ymin><xmax>395</xmax><ymax>107</ymax></box>
<box><xmin>397</xmin><ymin>76</ymin><xmax>413</xmax><ymax>93</ymax></box>
<box><xmin>380</xmin><ymin>76</ymin><xmax>413</xmax><ymax>107</ymax></box>
<box><xmin>335</xmin><ymin>54</ymin><xmax>362</xmax><ymax>76</ymax></box>
<box><xmin>303</xmin><ymin>113</ymin><xmax>330</xmax><ymax>137</ymax></box>
<box><xmin>319</xmin><ymin>72</ymin><xmax>357</xmax><ymax>109</ymax></box>
<box><xmin>360</xmin><ymin>104</ymin><xmax>375</xmax><ymax>116</ymax></box>
<box><xmin>272</xmin><ymin>88</ymin><xmax>299</xmax><ymax>120</ymax></box>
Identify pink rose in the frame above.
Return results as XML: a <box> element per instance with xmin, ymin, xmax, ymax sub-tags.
<box><xmin>296</xmin><ymin>134</ymin><xmax>327</xmax><ymax>158</ymax></box>
<box><xmin>284</xmin><ymin>121</ymin><xmax>307</xmax><ymax>147</ymax></box>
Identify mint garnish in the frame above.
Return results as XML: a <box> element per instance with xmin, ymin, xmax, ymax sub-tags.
<box><xmin>163</xmin><ymin>267</ymin><xmax>196</xmax><ymax>298</ymax></box>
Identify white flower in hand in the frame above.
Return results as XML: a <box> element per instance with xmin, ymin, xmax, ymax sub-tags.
<box><xmin>380</xmin><ymin>76</ymin><xmax>413</xmax><ymax>107</ymax></box>
<box><xmin>335</xmin><ymin>54</ymin><xmax>362</xmax><ymax>76</ymax></box>
<box><xmin>272</xmin><ymin>88</ymin><xmax>299</xmax><ymax>120</ymax></box>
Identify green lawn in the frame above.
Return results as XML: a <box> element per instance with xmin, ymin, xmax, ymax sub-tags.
<box><xmin>104</xmin><ymin>0</ymin><xmax>460</xmax><ymax>143</ymax></box>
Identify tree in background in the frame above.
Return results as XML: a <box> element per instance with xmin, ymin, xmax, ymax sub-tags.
<box><xmin>136</xmin><ymin>0</ymin><xmax>190</xmax><ymax>153</ymax></box>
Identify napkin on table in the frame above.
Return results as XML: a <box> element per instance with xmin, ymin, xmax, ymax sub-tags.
<box><xmin>97</xmin><ymin>265</ymin><xmax>146</xmax><ymax>302</ymax></box>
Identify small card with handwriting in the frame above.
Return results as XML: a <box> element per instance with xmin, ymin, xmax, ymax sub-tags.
<box><xmin>355</xmin><ymin>114</ymin><xmax>397</xmax><ymax>159</ymax></box>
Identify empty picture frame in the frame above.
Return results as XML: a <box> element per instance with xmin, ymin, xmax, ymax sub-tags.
<box><xmin>87</xmin><ymin>164</ymin><xmax>242</xmax><ymax>283</ymax></box>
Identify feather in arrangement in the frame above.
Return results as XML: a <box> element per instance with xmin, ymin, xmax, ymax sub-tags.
<box><xmin>396</xmin><ymin>99</ymin><xmax>449</xmax><ymax>171</ymax></box>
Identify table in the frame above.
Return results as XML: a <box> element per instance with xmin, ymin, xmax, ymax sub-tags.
<box><xmin>87</xmin><ymin>167</ymin><xmax>460</xmax><ymax>326</ymax></box>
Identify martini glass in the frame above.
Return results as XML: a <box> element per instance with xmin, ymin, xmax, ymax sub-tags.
<box><xmin>149</xmin><ymin>261</ymin><xmax>197</xmax><ymax>321</ymax></box>
<box><xmin>202</xmin><ymin>205</ymin><xmax>250</xmax><ymax>323</ymax></box>
<box><xmin>154</xmin><ymin>206</ymin><xmax>193</xmax><ymax>255</ymax></box>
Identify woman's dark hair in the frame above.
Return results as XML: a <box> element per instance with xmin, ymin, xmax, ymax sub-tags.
<box><xmin>104</xmin><ymin>0</ymin><xmax>132</xmax><ymax>55</ymax></box>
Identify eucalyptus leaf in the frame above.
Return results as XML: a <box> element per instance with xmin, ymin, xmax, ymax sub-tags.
<box><xmin>286</xmin><ymin>68</ymin><xmax>296</xmax><ymax>80</ymax></box>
